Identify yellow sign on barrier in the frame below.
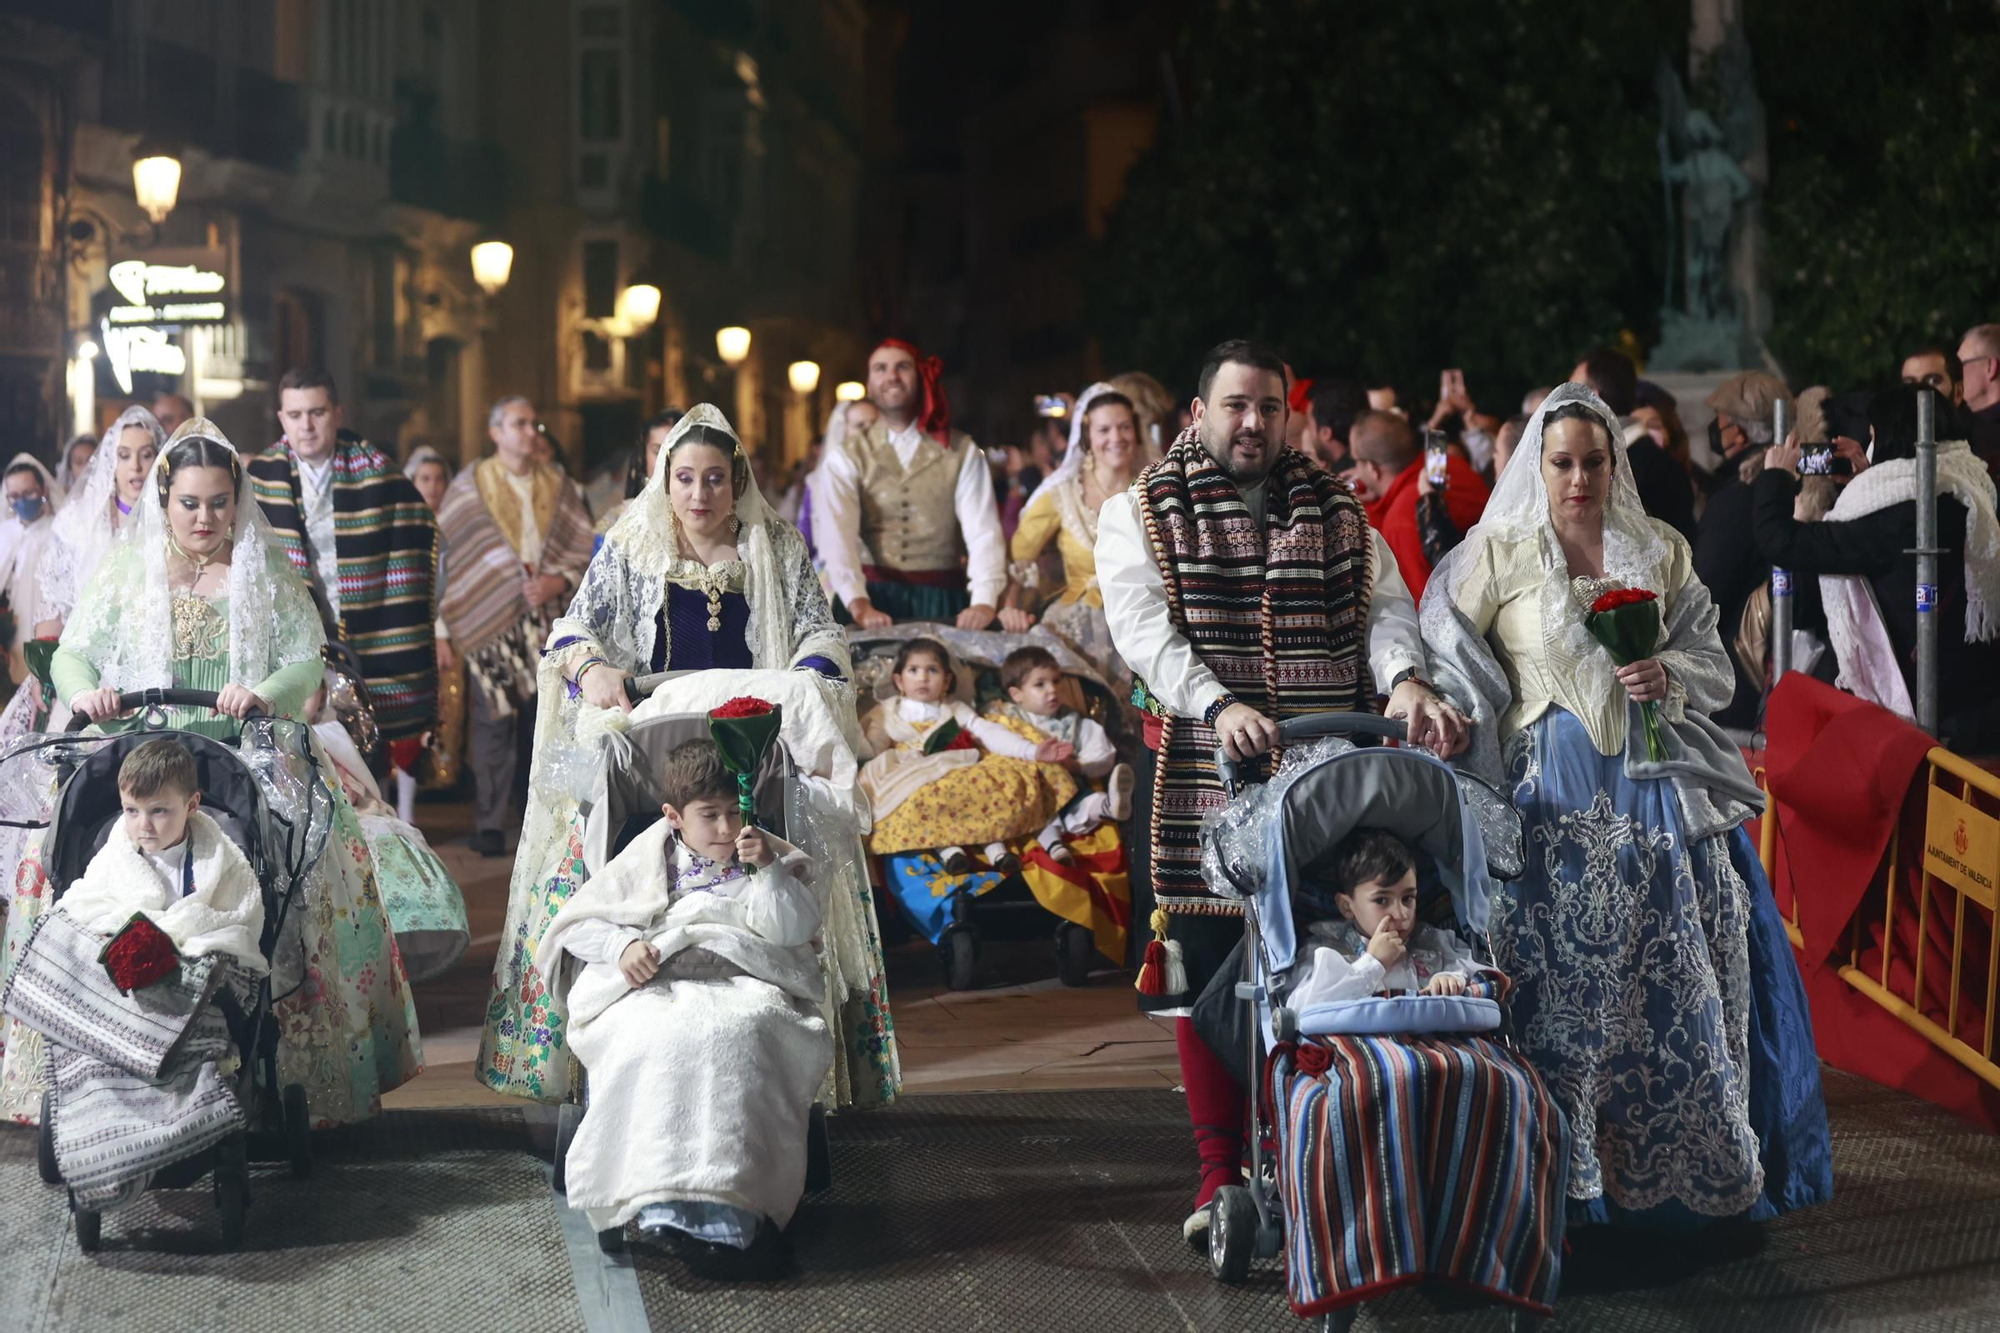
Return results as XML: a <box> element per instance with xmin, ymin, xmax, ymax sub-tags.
<box><xmin>1924</xmin><ymin>785</ymin><xmax>2000</xmax><ymax>910</ymax></box>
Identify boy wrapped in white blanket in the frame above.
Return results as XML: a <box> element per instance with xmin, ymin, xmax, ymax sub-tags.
<box><xmin>535</xmin><ymin>737</ymin><xmax>831</xmax><ymax>1253</ymax></box>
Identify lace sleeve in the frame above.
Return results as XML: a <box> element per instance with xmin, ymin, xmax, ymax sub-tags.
<box><xmin>58</xmin><ymin>541</ymin><xmax>141</xmax><ymax>681</ymax></box>
<box><xmin>1653</xmin><ymin>538</ymin><xmax>1733</xmax><ymax>722</ymax></box>
<box><xmin>780</xmin><ymin>527</ymin><xmax>850</xmax><ymax>677</ymax></box>
<box><xmin>547</xmin><ymin>544</ymin><xmax>642</xmax><ymax>677</ymax></box>
<box><xmin>262</xmin><ymin>544</ymin><xmax>329</xmax><ymax>681</ymax></box>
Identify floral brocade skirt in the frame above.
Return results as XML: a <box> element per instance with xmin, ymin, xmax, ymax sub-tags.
<box><xmin>1499</xmin><ymin>706</ymin><xmax>1833</xmax><ymax>1226</ymax></box>
<box><xmin>867</xmin><ymin>755</ymin><xmax>1078</xmax><ymax>856</ymax></box>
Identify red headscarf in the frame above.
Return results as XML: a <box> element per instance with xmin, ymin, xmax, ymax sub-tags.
<box><xmin>873</xmin><ymin>338</ymin><xmax>952</xmax><ymax>447</ymax></box>
<box><xmin>1288</xmin><ymin>375</ymin><xmax>1316</xmax><ymax>415</ymax></box>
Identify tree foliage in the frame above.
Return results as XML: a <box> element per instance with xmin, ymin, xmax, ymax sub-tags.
<box><xmin>1095</xmin><ymin>0</ymin><xmax>2000</xmax><ymax>403</ymax></box>
<box><xmin>1094</xmin><ymin>0</ymin><xmax>1684</xmax><ymax>403</ymax></box>
<box><xmin>1751</xmin><ymin>0</ymin><xmax>2000</xmax><ymax>389</ymax></box>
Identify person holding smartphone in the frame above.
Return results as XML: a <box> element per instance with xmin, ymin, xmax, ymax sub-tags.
<box><xmin>1347</xmin><ymin>409</ymin><xmax>1490</xmax><ymax>600</ymax></box>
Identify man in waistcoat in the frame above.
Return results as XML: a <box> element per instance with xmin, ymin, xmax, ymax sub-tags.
<box><xmin>1097</xmin><ymin>338</ymin><xmax>1467</xmax><ymax>1250</ymax></box>
<box><xmin>816</xmin><ymin>338</ymin><xmax>1006</xmax><ymax>629</ymax></box>
<box><xmin>252</xmin><ymin>369</ymin><xmax>438</xmax><ymax>802</ymax></box>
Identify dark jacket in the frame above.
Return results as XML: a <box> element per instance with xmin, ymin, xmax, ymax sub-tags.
<box><xmin>1626</xmin><ymin>436</ymin><xmax>1697</xmax><ymax>545</ymax></box>
<box><xmin>1695</xmin><ymin>472</ymin><xmax>1765</xmax><ymax>728</ymax></box>
<box><xmin>1749</xmin><ymin>469</ymin><xmax>2000</xmax><ymax>750</ymax></box>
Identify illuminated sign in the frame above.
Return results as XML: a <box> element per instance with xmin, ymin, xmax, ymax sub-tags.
<box><xmin>100</xmin><ymin>249</ymin><xmax>230</xmax><ymax>393</ymax></box>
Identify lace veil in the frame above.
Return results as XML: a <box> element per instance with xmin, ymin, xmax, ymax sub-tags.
<box><xmin>63</xmin><ymin>417</ymin><xmax>325</xmax><ymax>693</ymax></box>
<box><xmin>38</xmin><ymin>406</ymin><xmax>164</xmax><ymax>621</ymax></box>
<box><xmin>1421</xmin><ymin>381</ymin><xmax>1682</xmax><ymax>722</ymax></box>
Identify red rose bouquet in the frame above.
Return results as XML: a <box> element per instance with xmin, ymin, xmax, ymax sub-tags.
<box><xmin>1584</xmin><ymin>586</ymin><xmax>1668</xmax><ymax>761</ymax></box>
<box><xmin>920</xmin><ymin>718</ymin><xmax>978</xmax><ymax>755</ymax></box>
<box><xmin>98</xmin><ymin>912</ymin><xmax>181</xmax><ymax>994</ymax></box>
<box><xmin>708</xmin><ymin>697</ymin><xmax>782</xmax><ymax>825</ymax></box>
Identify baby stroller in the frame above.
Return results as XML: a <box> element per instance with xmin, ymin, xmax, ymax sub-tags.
<box><xmin>547</xmin><ymin>674</ymin><xmax>834</xmax><ymax>1255</ymax></box>
<box><xmin>848</xmin><ymin>624</ymin><xmax>1134</xmax><ymax>990</ymax></box>
<box><xmin>1197</xmin><ymin>713</ymin><xmax>1568</xmax><ymax>1331</ymax></box>
<box><xmin>9</xmin><ymin>690</ymin><xmax>328</xmax><ymax>1252</ymax></box>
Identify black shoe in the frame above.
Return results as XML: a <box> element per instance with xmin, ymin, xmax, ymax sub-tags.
<box><xmin>470</xmin><ymin>830</ymin><xmax>506</xmax><ymax>858</ymax></box>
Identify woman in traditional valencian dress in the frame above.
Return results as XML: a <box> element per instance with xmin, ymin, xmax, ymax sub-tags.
<box><xmin>1419</xmin><ymin>382</ymin><xmax>1833</xmax><ymax>1226</ymax></box>
<box><xmin>477</xmin><ymin>403</ymin><xmax>898</xmax><ymax>1109</ymax></box>
<box><xmin>0</xmin><ymin>419</ymin><xmax>420</xmax><ymax>1126</ymax></box>
<box><xmin>997</xmin><ymin>383</ymin><xmax>1146</xmax><ymax>684</ymax></box>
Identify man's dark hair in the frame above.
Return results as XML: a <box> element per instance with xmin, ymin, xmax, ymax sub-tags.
<box><xmin>1196</xmin><ymin>338</ymin><xmax>1288</xmax><ymax>402</ymax></box>
<box><xmin>1329</xmin><ymin>828</ymin><xmax>1416</xmax><ymax>898</ymax></box>
<box><xmin>1000</xmin><ymin>645</ymin><xmax>1061</xmax><ymax>692</ymax></box>
<box><xmin>1307</xmin><ymin>380</ymin><xmax>1368</xmax><ymax>445</ymax></box>
<box><xmin>277</xmin><ymin>367</ymin><xmax>340</xmax><ymax>405</ymax></box>
<box><xmin>658</xmin><ymin>738</ymin><xmax>737</xmax><ymax>811</ymax></box>
<box><xmin>1575</xmin><ymin>347</ymin><xmax>1637</xmax><ymax>417</ymax></box>
<box><xmin>627</xmin><ymin>407</ymin><xmax>686</xmax><ymax>498</ymax></box>
<box><xmin>1901</xmin><ymin>344</ymin><xmax>1962</xmax><ymax>385</ymax></box>
<box><xmin>119</xmin><ymin>738</ymin><xmax>198</xmax><ymax>801</ymax></box>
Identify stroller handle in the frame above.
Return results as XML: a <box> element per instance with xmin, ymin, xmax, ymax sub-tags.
<box><xmin>622</xmin><ymin>670</ymin><xmax>692</xmax><ymax>703</ymax></box>
<box><xmin>1213</xmin><ymin>711</ymin><xmax>1408</xmax><ymax>790</ymax></box>
<box><xmin>64</xmin><ymin>688</ymin><xmax>268</xmax><ymax>734</ymax></box>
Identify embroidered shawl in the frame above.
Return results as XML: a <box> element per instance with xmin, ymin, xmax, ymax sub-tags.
<box><xmin>1137</xmin><ymin>429</ymin><xmax>1375</xmax><ymax>910</ymax></box>
<box><xmin>250</xmin><ymin>434</ymin><xmax>439</xmax><ymax>739</ymax></box>
<box><xmin>436</xmin><ymin>457</ymin><xmax>594</xmax><ymax>714</ymax></box>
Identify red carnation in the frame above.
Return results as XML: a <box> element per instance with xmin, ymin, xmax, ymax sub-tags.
<box><xmin>99</xmin><ymin>913</ymin><xmax>181</xmax><ymax>994</ymax></box>
<box><xmin>1590</xmin><ymin>587</ymin><xmax>1659</xmax><ymax>614</ymax></box>
<box><xmin>943</xmin><ymin>729</ymin><xmax>979</xmax><ymax>752</ymax></box>
<box><xmin>710</xmin><ymin>697</ymin><xmax>776</xmax><ymax>720</ymax></box>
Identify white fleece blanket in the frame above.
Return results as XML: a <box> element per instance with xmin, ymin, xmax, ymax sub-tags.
<box><xmin>55</xmin><ymin>809</ymin><xmax>267</xmax><ymax>973</ymax></box>
<box><xmin>535</xmin><ymin>819</ymin><xmax>832</xmax><ymax>1231</ymax></box>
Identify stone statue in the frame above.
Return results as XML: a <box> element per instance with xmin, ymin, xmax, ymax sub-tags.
<box><xmin>1651</xmin><ymin>19</ymin><xmax>1772</xmax><ymax>374</ymax></box>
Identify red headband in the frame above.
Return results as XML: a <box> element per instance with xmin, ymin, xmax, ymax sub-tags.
<box><xmin>1288</xmin><ymin>376</ymin><xmax>1316</xmax><ymax>414</ymax></box>
<box><xmin>875</xmin><ymin>338</ymin><xmax>951</xmax><ymax>447</ymax></box>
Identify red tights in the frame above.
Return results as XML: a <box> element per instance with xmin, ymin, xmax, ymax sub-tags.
<box><xmin>1176</xmin><ymin>1016</ymin><xmax>1245</xmax><ymax>1210</ymax></box>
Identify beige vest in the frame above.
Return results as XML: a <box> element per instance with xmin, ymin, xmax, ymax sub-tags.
<box><xmin>850</xmin><ymin>423</ymin><xmax>972</xmax><ymax>573</ymax></box>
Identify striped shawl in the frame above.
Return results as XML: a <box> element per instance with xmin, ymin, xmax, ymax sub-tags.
<box><xmin>436</xmin><ymin>458</ymin><xmax>594</xmax><ymax>717</ymax></box>
<box><xmin>250</xmin><ymin>435</ymin><xmax>438</xmax><ymax>740</ymax></box>
<box><xmin>1137</xmin><ymin>430</ymin><xmax>1374</xmax><ymax>910</ymax></box>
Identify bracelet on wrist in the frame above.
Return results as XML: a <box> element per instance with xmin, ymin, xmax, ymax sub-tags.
<box><xmin>1202</xmin><ymin>694</ymin><xmax>1239</xmax><ymax>728</ymax></box>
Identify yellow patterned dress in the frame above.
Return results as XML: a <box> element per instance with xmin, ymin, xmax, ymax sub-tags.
<box><xmin>860</xmin><ymin>699</ymin><xmax>1077</xmax><ymax>855</ymax></box>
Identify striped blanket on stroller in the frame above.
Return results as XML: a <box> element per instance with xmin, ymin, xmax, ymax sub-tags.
<box><xmin>1271</xmin><ymin>1031</ymin><xmax>1570</xmax><ymax>1319</ymax></box>
<box><xmin>2</xmin><ymin>910</ymin><xmax>251</xmax><ymax>1210</ymax></box>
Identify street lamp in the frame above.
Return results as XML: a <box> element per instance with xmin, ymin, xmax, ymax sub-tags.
<box><xmin>788</xmin><ymin>360</ymin><xmax>821</xmax><ymax>395</ymax></box>
<box><xmin>834</xmin><ymin>380</ymin><xmax>865</xmax><ymax>402</ymax></box>
<box><xmin>615</xmin><ymin>283</ymin><xmax>661</xmax><ymax>334</ymax></box>
<box><xmin>77</xmin><ymin>338</ymin><xmax>100</xmax><ymax>360</ymax></box>
<box><xmin>716</xmin><ymin>326</ymin><xmax>751</xmax><ymax>366</ymax></box>
<box><xmin>470</xmin><ymin>240</ymin><xmax>514</xmax><ymax>295</ymax></box>
<box><xmin>131</xmin><ymin>139</ymin><xmax>183</xmax><ymax>225</ymax></box>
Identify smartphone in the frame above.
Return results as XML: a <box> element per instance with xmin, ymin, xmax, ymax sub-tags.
<box><xmin>1799</xmin><ymin>442</ymin><xmax>1834</xmax><ymax>477</ymax></box>
<box><xmin>1422</xmin><ymin>429</ymin><xmax>1449</xmax><ymax>486</ymax></box>
<box><xmin>1034</xmin><ymin>394</ymin><xmax>1068</xmax><ymax>419</ymax></box>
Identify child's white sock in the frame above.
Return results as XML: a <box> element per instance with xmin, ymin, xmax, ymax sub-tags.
<box><xmin>1059</xmin><ymin>792</ymin><xmax>1112</xmax><ymax>835</ymax></box>
<box><xmin>1039</xmin><ymin>822</ymin><xmax>1075</xmax><ymax>864</ymax></box>
<box><xmin>396</xmin><ymin>768</ymin><xmax>418</xmax><ymax>824</ymax></box>
<box><xmin>984</xmin><ymin>841</ymin><xmax>1020</xmax><ymax>873</ymax></box>
<box><xmin>939</xmin><ymin>845</ymin><xmax>973</xmax><ymax>874</ymax></box>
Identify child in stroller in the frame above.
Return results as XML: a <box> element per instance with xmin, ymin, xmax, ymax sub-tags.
<box><xmin>851</xmin><ymin>627</ymin><xmax>1133</xmax><ymax>990</ymax></box>
<box><xmin>1</xmin><ymin>708</ymin><xmax>319</xmax><ymax>1253</ymax></box>
<box><xmin>536</xmin><ymin>736</ymin><xmax>831</xmax><ymax>1263</ymax></box>
<box><xmin>1194</xmin><ymin>713</ymin><xmax>1569</xmax><ymax>1331</ymax></box>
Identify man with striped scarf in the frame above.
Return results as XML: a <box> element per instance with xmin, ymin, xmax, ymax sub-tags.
<box><xmin>435</xmin><ymin>396</ymin><xmax>594</xmax><ymax>857</ymax></box>
<box><xmin>1096</xmin><ymin>338</ymin><xmax>1468</xmax><ymax>1249</ymax></box>
<box><xmin>253</xmin><ymin>369</ymin><xmax>437</xmax><ymax>813</ymax></box>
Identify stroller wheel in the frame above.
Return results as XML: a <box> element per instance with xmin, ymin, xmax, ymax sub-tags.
<box><xmin>214</xmin><ymin>1137</ymin><xmax>249</xmax><ymax>1250</ymax></box>
<box><xmin>1207</xmin><ymin>1185</ymin><xmax>1257</xmax><ymax>1283</ymax></box>
<box><xmin>597</xmin><ymin>1225</ymin><xmax>625</xmax><ymax>1255</ymax></box>
<box><xmin>941</xmin><ymin>927</ymin><xmax>977</xmax><ymax>991</ymax></box>
<box><xmin>74</xmin><ymin>1205</ymin><xmax>101</xmax><ymax>1253</ymax></box>
<box><xmin>38</xmin><ymin>1090</ymin><xmax>61</xmax><ymax>1185</ymax></box>
<box><xmin>554</xmin><ymin>1101</ymin><xmax>582</xmax><ymax>1194</ymax></box>
<box><xmin>1054</xmin><ymin>922</ymin><xmax>1095</xmax><ymax>988</ymax></box>
<box><xmin>805</xmin><ymin>1103</ymin><xmax>833</xmax><ymax>1193</ymax></box>
<box><xmin>282</xmin><ymin>1084</ymin><xmax>312</xmax><ymax>1179</ymax></box>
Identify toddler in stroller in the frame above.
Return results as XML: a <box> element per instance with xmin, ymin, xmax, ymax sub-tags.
<box><xmin>536</xmin><ymin>726</ymin><xmax>833</xmax><ymax>1268</ymax></box>
<box><xmin>1194</xmin><ymin>714</ymin><xmax>1569</xmax><ymax>1330</ymax></box>
<box><xmin>1</xmin><ymin>710</ymin><xmax>319</xmax><ymax>1253</ymax></box>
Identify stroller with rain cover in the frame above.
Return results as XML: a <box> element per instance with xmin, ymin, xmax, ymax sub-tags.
<box><xmin>546</xmin><ymin>671</ymin><xmax>834</xmax><ymax>1259</ymax></box>
<box><xmin>1</xmin><ymin>690</ymin><xmax>328</xmax><ymax>1252</ymax></box>
<box><xmin>1195</xmin><ymin>713</ymin><xmax>1570</xmax><ymax>1331</ymax></box>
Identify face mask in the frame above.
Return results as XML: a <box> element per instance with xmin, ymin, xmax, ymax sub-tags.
<box><xmin>11</xmin><ymin>496</ymin><xmax>43</xmax><ymax>522</ymax></box>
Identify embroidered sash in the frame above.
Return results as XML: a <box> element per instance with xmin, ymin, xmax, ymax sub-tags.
<box><xmin>1137</xmin><ymin>430</ymin><xmax>1374</xmax><ymax>910</ymax></box>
